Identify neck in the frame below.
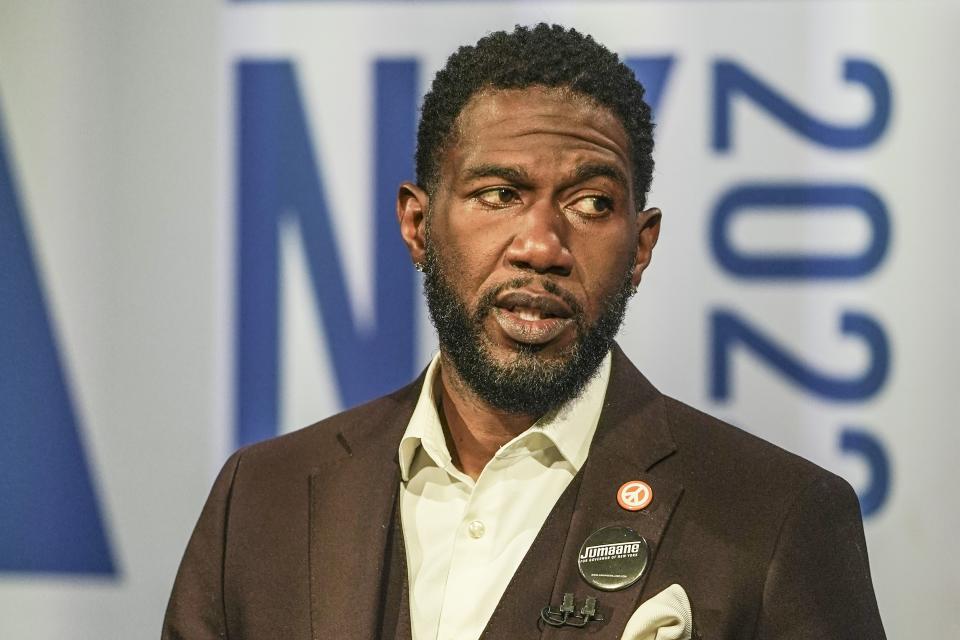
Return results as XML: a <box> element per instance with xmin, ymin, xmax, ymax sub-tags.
<box><xmin>435</xmin><ymin>353</ymin><xmax>538</xmax><ymax>481</ymax></box>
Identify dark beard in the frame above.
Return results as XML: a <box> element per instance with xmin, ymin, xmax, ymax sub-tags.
<box><xmin>422</xmin><ymin>241</ymin><xmax>635</xmax><ymax>417</ymax></box>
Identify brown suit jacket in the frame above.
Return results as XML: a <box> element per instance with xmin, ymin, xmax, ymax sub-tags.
<box><xmin>163</xmin><ymin>346</ymin><xmax>886</xmax><ymax>639</ymax></box>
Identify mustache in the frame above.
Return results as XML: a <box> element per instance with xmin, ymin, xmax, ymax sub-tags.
<box><xmin>472</xmin><ymin>277</ymin><xmax>584</xmax><ymax>325</ymax></box>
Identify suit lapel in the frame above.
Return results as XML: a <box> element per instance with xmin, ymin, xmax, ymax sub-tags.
<box><xmin>540</xmin><ymin>346</ymin><xmax>684</xmax><ymax>638</ymax></box>
<box><xmin>307</xmin><ymin>378</ymin><xmax>422</xmax><ymax>639</ymax></box>
<box><xmin>483</xmin><ymin>346</ymin><xmax>684</xmax><ymax>639</ymax></box>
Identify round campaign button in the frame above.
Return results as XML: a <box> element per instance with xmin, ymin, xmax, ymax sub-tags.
<box><xmin>617</xmin><ymin>480</ymin><xmax>653</xmax><ymax>511</ymax></box>
<box><xmin>577</xmin><ymin>526</ymin><xmax>650</xmax><ymax>591</ymax></box>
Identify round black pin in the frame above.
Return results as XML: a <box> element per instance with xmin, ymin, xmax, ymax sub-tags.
<box><xmin>577</xmin><ymin>526</ymin><xmax>649</xmax><ymax>591</ymax></box>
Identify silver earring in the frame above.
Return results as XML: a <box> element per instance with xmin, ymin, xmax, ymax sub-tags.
<box><xmin>414</xmin><ymin>262</ymin><xmax>425</xmax><ymax>273</ymax></box>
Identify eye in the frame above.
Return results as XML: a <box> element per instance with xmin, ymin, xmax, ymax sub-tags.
<box><xmin>568</xmin><ymin>195</ymin><xmax>614</xmax><ymax>217</ymax></box>
<box><xmin>476</xmin><ymin>187</ymin><xmax>520</xmax><ymax>207</ymax></box>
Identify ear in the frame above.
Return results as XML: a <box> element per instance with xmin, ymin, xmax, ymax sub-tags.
<box><xmin>631</xmin><ymin>207</ymin><xmax>662</xmax><ymax>288</ymax></box>
<box><xmin>397</xmin><ymin>182</ymin><xmax>430</xmax><ymax>267</ymax></box>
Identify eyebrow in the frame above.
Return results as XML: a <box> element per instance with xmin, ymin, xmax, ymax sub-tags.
<box><xmin>461</xmin><ymin>164</ymin><xmax>533</xmax><ymax>185</ymax></box>
<box><xmin>572</xmin><ymin>162</ymin><xmax>629</xmax><ymax>190</ymax></box>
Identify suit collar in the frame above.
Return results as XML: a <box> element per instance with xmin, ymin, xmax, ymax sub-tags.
<box><xmin>334</xmin><ymin>344</ymin><xmax>675</xmax><ymax>475</ymax></box>
<box><xmin>591</xmin><ymin>344</ymin><xmax>678</xmax><ymax>473</ymax></box>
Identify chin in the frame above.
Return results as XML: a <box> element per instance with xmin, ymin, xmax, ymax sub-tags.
<box><xmin>486</xmin><ymin>335</ymin><xmax>577</xmax><ymax>362</ymax></box>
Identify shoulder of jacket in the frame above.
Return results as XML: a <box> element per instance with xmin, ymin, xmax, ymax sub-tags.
<box><xmin>227</xmin><ymin>380</ymin><xmax>420</xmax><ymax>476</ymax></box>
<box><xmin>655</xmin><ymin>394</ymin><xmax>858</xmax><ymax>537</ymax></box>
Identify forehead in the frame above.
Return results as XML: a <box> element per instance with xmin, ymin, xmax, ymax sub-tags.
<box><xmin>442</xmin><ymin>86</ymin><xmax>632</xmax><ymax>185</ymax></box>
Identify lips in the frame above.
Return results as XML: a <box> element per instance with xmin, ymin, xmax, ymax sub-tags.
<box><xmin>492</xmin><ymin>291</ymin><xmax>575</xmax><ymax>345</ymax></box>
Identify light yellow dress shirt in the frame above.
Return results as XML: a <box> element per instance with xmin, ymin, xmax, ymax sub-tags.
<box><xmin>398</xmin><ymin>351</ymin><xmax>613</xmax><ymax>640</ymax></box>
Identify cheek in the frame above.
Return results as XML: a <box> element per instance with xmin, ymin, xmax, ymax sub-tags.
<box><xmin>574</xmin><ymin>233</ymin><xmax>636</xmax><ymax>299</ymax></box>
<box><xmin>430</xmin><ymin>218</ymin><xmax>503</xmax><ymax>298</ymax></box>
<box><xmin>441</xmin><ymin>218</ymin><xmax>509</xmax><ymax>280</ymax></box>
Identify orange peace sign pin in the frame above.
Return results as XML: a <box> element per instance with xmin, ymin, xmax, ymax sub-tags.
<box><xmin>617</xmin><ymin>480</ymin><xmax>653</xmax><ymax>511</ymax></box>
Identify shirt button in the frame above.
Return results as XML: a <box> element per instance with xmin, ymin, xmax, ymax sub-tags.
<box><xmin>467</xmin><ymin>520</ymin><xmax>486</xmax><ymax>539</ymax></box>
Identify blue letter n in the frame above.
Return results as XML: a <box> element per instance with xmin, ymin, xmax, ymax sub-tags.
<box><xmin>236</xmin><ymin>60</ymin><xmax>418</xmax><ymax>446</ymax></box>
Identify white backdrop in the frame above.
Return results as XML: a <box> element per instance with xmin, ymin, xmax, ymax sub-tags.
<box><xmin>1</xmin><ymin>1</ymin><xmax>958</xmax><ymax>637</ymax></box>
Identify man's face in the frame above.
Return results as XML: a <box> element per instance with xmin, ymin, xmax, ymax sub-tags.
<box><xmin>400</xmin><ymin>86</ymin><xmax>660</xmax><ymax>415</ymax></box>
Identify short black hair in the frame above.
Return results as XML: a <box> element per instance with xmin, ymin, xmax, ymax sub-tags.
<box><xmin>416</xmin><ymin>23</ymin><xmax>655</xmax><ymax>209</ymax></box>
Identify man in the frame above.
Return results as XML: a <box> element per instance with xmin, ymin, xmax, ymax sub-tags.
<box><xmin>164</xmin><ymin>24</ymin><xmax>885</xmax><ymax>639</ymax></box>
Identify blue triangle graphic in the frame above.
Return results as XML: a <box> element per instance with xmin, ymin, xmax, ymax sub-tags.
<box><xmin>625</xmin><ymin>56</ymin><xmax>676</xmax><ymax>122</ymax></box>
<box><xmin>0</xmin><ymin>100</ymin><xmax>116</xmax><ymax>574</ymax></box>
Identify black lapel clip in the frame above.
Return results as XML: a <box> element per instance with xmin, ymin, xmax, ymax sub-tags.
<box><xmin>540</xmin><ymin>592</ymin><xmax>604</xmax><ymax>628</ymax></box>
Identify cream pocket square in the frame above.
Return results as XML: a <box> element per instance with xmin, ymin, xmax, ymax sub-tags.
<box><xmin>620</xmin><ymin>584</ymin><xmax>692</xmax><ymax>640</ymax></box>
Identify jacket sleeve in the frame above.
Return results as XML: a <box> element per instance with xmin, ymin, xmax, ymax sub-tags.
<box><xmin>162</xmin><ymin>451</ymin><xmax>243</xmax><ymax>640</ymax></box>
<box><xmin>754</xmin><ymin>473</ymin><xmax>886</xmax><ymax>639</ymax></box>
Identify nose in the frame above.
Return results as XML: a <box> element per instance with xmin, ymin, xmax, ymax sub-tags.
<box><xmin>504</xmin><ymin>200</ymin><xmax>574</xmax><ymax>276</ymax></box>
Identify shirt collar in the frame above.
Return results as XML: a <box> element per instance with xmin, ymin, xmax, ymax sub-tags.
<box><xmin>398</xmin><ymin>351</ymin><xmax>613</xmax><ymax>482</ymax></box>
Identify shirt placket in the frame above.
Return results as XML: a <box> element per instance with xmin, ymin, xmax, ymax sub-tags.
<box><xmin>435</xmin><ymin>453</ymin><xmax>518</xmax><ymax>640</ymax></box>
